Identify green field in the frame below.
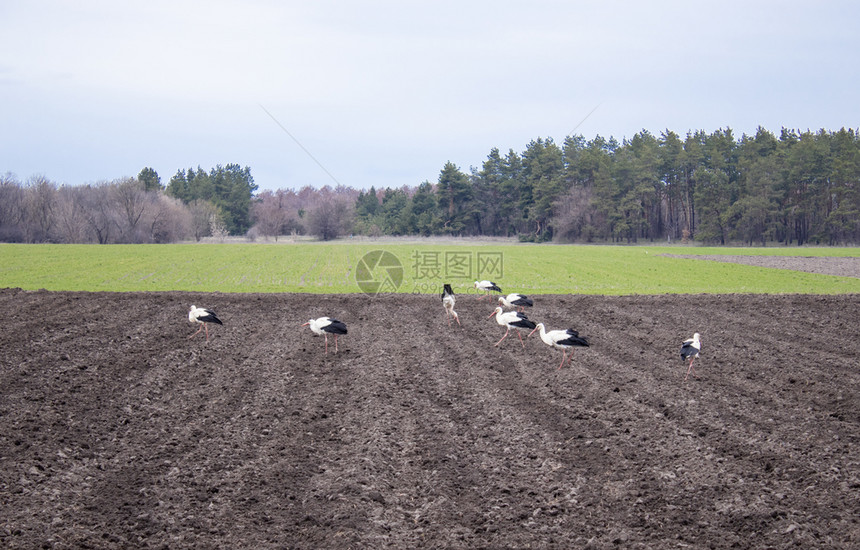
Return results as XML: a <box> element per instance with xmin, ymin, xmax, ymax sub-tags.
<box><xmin>1</xmin><ymin>243</ymin><xmax>859</xmax><ymax>295</ymax></box>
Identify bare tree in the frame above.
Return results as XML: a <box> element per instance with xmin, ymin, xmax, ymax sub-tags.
<box><xmin>79</xmin><ymin>182</ymin><xmax>119</xmax><ymax>244</ymax></box>
<box><xmin>252</xmin><ymin>189</ymin><xmax>304</xmax><ymax>240</ymax></box>
<box><xmin>209</xmin><ymin>213</ymin><xmax>228</xmax><ymax>242</ymax></box>
<box><xmin>54</xmin><ymin>186</ymin><xmax>92</xmax><ymax>243</ymax></box>
<box><xmin>0</xmin><ymin>174</ymin><xmax>26</xmax><ymax>242</ymax></box>
<box><xmin>24</xmin><ymin>175</ymin><xmax>58</xmax><ymax>242</ymax></box>
<box><xmin>308</xmin><ymin>197</ymin><xmax>353</xmax><ymax>240</ymax></box>
<box><xmin>113</xmin><ymin>177</ymin><xmax>148</xmax><ymax>242</ymax></box>
<box><xmin>147</xmin><ymin>193</ymin><xmax>192</xmax><ymax>243</ymax></box>
<box><xmin>0</xmin><ymin>174</ymin><xmax>205</xmax><ymax>244</ymax></box>
<box><xmin>188</xmin><ymin>199</ymin><xmax>219</xmax><ymax>241</ymax></box>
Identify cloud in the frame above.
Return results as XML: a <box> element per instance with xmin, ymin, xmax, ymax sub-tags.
<box><xmin>2</xmin><ymin>1</ymin><xmax>859</xmax><ymax>190</ymax></box>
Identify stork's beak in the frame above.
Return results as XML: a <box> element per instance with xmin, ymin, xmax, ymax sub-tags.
<box><xmin>487</xmin><ymin>310</ymin><xmax>497</xmax><ymax>318</ymax></box>
<box><xmin>301</xmin><ymin>322</ymin><xmax>310</xmax><ymax>326</ymax></box>
<box><xmin>528</xmin><ymin>326</ymin><xmax>539</xmax><ymax>337</ymax></box>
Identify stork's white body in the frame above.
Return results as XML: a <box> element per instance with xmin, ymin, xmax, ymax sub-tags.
<box><xmin>528</xmin><ymin>323</ymin><xmax>589</xmax><ymax>369</ymax></box>
<box><xmin>474</xmin><ymin>280</ymin><xmax>502</xmax><ymax>300</ymax></box>
<box><xmin>680</xmin><ymin>332</ymin><xmax>701</xmax><ymax>381</ymax></box>
<box><xmin>303</xmin><ymin>317</ymin><xmax>348</xmax><ymax>354</ymax></box>
<box><xmin>188</xmin><ymin>305</ymin><xmax>222</xmax><ymax>341</ymax></box>
<box><xmin>498</xmin><ymin>293</ymin><xmax>533</xmax><ymax>312</ymax></box>
<box><xmin>488</xmin><ymin>306</ymin><xmax>536</xmax><ymax>348</ymax></box>
<box><xmin>441</xmin><ymin>284</ymin><xmax>460</xmax><ymax>326</ymax></box>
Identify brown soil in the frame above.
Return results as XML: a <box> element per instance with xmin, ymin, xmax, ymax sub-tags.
<box><xmin>1</xmin><ymin>288</ymin><xmax>858</xmax><ymax>549</ymax></box>
<box><xmin>662</xmin><ymin>254</ymin><xmax>860</xmax><ymax>279</ymax></box>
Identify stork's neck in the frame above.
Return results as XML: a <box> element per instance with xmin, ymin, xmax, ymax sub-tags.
<box><xmin>494</xmin><ymin>309</ymin><xmax>506</xmax><ymax>325</ymax></box>
<box><xmin>538</xmin><ymin>325</ymin><xmax>554</xmax><ymax>345</ymax></box>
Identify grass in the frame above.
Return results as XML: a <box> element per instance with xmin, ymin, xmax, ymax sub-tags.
<box><xmin>1</xmin><ymin>243</ymin><xmax>859</xmax><ymax>295</ymax></box>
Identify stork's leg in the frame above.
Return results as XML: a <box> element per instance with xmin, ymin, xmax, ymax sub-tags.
<box><xmin>188</xmin><ymin>325</ymin><xmax>203</xmax><ymax>339</ymax></box>
<box><xmin>495</xmin><ymin>328</ymin><xmax>510</xmax><ymax>346</ymax></box>
<box><xmin>558</xmin><ymin>351</ymin><xmax>567</xmax><ymax>369</ymax></box>
<box><xmin>334</xmin><ymin>334</ymin><xmax>339</xmax><ymax>353</ymax></box>
<box><xmin>517</xmin><ymin>330</ymin><xmax>526</xmax><ymax>348</ymax></box>
<box><xmin>455</xmin><ymin>315</ymin><xmax>461</xmax><ymax>326</ymax></box>
<box><xmin>684</xmin><ymin>358</ymin><xmax>696</xmax><ymax>381</ymax></box>
<box><xmin>204</xmin><ymin>324</ymin><xmax>210</xmax><ymax>341</ymax></box>
<box><xmin>324</xmin><ymin>334</ymin><xmax>329</xmax><ymax>354</ymax></box>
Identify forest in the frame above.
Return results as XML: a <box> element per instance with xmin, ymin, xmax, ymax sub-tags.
<box><xmin>2</xmin><ymin>126</ymin><xmax>858</xmax><ymax>245</ymax></box>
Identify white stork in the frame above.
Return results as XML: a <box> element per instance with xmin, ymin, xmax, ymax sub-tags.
<box><xmin>474</xmin><ymin>280</ymin><xmax>502</xmax><ymax>300</ymax></box>
<box><xmin>488</xmin><ymin>306</ymin><xmax>536</xmax><ymax>348</ymax></box>
<box><xmin>680</xmin><ymin>332</ymin><xmax>701</xmax><ymax>381</ymax></box>
<box><xmin>528</xmin><ymin>323</ymin><xmax>589</xmax><ymax>369</ymax></box>
<box><xmin>441</xmin><ymin>283</ymin><xmax>460</xmax><ymax>326</ymax></box>
<box><xmin>188</xmin><ymin>305</ymin><xmax>223</xmax><ymax>341</ymax></box>
<box><xmin>302</xmin><ymin>317</ymin><xmax>348</xmax><ymax>354</ymax></box>
<box><xmin>498</xmin><ymin>293</ymin><xmax>533</xmax><ymax>312</ymax></box>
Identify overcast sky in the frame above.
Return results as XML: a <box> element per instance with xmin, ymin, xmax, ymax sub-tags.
<box><xmin>2</xmin><ymin>1</ymin><xmax>858</xmax><ymax>192</ymax></box>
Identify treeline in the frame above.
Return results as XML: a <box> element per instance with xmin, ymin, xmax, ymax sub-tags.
<box><xmin>0</xmin><ymin>173</ymin><xmax>189</xmax><ymax>244</ymax></box>
<box><xmin>255</xmin><ymin>125</ymin><xmax>860</xmax><ymax>245</ymax></box>
<box><xmin>0</xmin><ymin>165</ymin><xmax>259</xmax><ymax>244</ymax></box>
<box><xmin>345</xmin><ymin>126</ymin><xmax>860</xmax><ymax>245</ymax></box>
<box><xmin>3</xmin><ymin>126</ymin><xmax>859</xmax><ymax>245</ymax></box>
<box><xmin>0</xmin><ymin>163</ymin><xmax>360</xmax><ymax>244</ymax></box>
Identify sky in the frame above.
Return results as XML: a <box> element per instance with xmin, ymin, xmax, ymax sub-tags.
<box><xmin>2</xmin><ymin>0</ymin><xmax>859</xmax><ymax>192</ymax></box>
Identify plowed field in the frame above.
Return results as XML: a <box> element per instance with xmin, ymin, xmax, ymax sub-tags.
<box><xmin>1</xmin><ymin>288</ymin><xmax>858</xmax><ymax>548</ymax></box>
